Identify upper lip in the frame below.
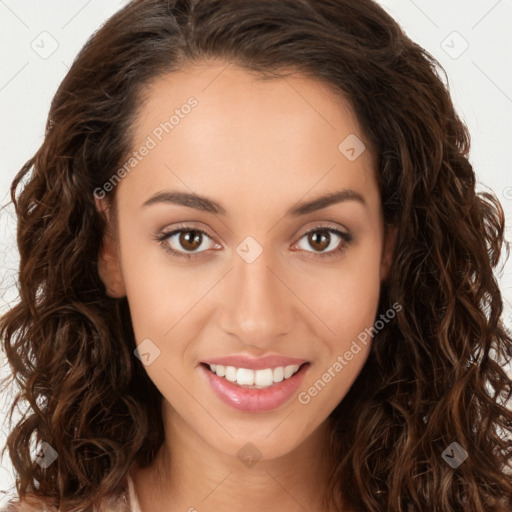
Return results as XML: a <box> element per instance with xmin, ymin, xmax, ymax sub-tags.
<box><xmin>201</xmin><ymin>354</ymin><xmax>309</xmax><ymax>370</ymax></box>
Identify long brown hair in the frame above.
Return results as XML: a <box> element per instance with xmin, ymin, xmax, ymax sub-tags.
<box><xmin>1</xmin><ymin>0</ymin><xmax>511</xmax><ymax>510</ymax></box>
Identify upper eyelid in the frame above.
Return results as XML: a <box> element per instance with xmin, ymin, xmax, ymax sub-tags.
<box><xmin>158</xmin><ymin>222</ymin><xmax>349</xmax><ymax>238</ymax></box>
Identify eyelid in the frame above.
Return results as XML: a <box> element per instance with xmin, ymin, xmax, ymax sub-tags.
<box><xmin>295</xmin><ymin>222</ymin><xmax>349</xmax><ymax>239</ymax></box>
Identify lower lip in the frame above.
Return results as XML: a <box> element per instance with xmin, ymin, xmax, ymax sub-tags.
<box><xmin>200</xmin><ymin>363</ymin><xmax>309</xmax><ymax>413</ymax></box>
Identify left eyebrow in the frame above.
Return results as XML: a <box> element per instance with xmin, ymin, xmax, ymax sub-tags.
<box><xmin>287</xmin><ymin>189</ymin><xmax>367</xmax><ymax>216</ymax></box>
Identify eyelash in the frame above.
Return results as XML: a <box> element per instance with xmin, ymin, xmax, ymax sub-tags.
<box><xmin>154</xmin><ymin>224</ymin><xmax>353</xmax><ymax>260</ymax></box>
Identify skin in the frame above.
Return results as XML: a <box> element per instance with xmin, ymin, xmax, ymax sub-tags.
<box><xmin>97</xmin><ymin>61</ymin><xmax>395</xmax><ymax>511</ymax></box>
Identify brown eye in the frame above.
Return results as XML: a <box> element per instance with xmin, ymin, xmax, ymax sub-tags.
<box><xmin>178</xmin><ymin>230</ymin><xmax>203</xmax><ymax>251</ymax></box>
<box><xmin>307</xmin><ymin>229</ymin><xmax>331</xmax><ymax>252</ymax></box>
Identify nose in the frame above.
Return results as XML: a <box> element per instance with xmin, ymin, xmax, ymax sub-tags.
<box><xmin>217</xmin><ymin>244</ymin><xmax>294</xmax><ymax>349</ymax></box>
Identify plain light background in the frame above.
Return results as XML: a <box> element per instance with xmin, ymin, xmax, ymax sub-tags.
<box><xmin>0</xmin><ymin>0</ymin><xmax>511</xmax><ymax>505</ymax></box>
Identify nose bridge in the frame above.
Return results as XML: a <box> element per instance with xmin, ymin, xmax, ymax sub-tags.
<box><xmin>220</xmin><ymin>239</ymin><xmax>292</xmax><ymax>345</ymax></box>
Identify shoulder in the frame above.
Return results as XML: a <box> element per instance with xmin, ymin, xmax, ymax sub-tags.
<box><xmin>0</xmin><ymin>496</ymin><xmax>59</xmax><ymax>512</ymax></box>
<box><xmin>0</xmin><ymin>467</ymin><xmax>137</xmax><ymax>512</ymax></box>
<box><xmin>0</xmin><ymin>496</ymin><xmax>131</xmax><ymax>512</ymax></box>
<box><xmin>0</xmin><ymin>485</ymin><xmax>132</xmax><ymax>512</ymax></box>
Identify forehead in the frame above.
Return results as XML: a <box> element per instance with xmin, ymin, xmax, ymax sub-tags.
<box><xmin>117</xmin><ymin>62</ymin><xmax>379</xmax><ymax>216</ymax></box>
<box><xmin>135</xmin><ymin>62</ymin><xmax>367</xmax><ymax>149</ymax></box>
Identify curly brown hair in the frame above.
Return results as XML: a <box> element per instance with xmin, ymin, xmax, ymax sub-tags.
<box><xmin>1</xmin><ymin>0</ymin><xmax>511</xmax><ymax>510</ymax></box>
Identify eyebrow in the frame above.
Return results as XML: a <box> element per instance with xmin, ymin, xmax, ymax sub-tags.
<box><xmin>141</xmin><ymin>189</ymin><xmax>367</xmax><ymax>216</ymax></box>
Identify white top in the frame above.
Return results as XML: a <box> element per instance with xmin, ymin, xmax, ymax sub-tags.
<box><xmin>96</xmin><ymin>469</ymin><xmax>143</xmax><ymax>512</ymax></box>
<box><xmin>126</xmin><ymin>470</ymin><xmax>143</xmax><ymax>512</ymax></box>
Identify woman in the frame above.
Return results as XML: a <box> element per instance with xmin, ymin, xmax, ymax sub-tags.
<box><xmin>1</xmin><ymin>0</ymin><xmax>511</xmax><ymax>510</ymax></box>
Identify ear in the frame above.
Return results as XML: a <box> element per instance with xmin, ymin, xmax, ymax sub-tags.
<box><xmin>95</xmin><ymin>197</ymin><xmax>126</xmax><ymax>298</ymax></box>
<box><xmin>381</xmin><ymin>225</ymin><xmax>397</xmax><ymax>281</ymax></box>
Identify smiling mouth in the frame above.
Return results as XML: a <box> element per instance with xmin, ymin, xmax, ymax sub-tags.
<box><xmin>201</xmin><ymin>362</ymin><xmax>309</xmax><ymax>389</ymax></box>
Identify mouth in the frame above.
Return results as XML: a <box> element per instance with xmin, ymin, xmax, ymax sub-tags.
<box><xmin>199</xmin><ymin>360</ymin><xmax>311</xmax><ymax>413</ymax></box>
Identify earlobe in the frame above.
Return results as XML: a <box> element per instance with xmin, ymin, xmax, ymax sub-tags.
<box><xmin>381</xmin><ymin>226</ymin><xmax>397</xmax><ymax>281</ymax></box>
<box><xmin>97</xmin><ymin>233</ymin><xmax>126</xmax><ymax>298</ymax></box>
<box><xmin>95</xmin><ymin>197</ymin><xmax>126</xmax><ymax>298</ymax></box>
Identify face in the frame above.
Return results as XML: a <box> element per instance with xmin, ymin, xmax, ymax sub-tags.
<box><xmin>98</xmin><ymin>62</ymin><xmax>394</xmax><ymax>462</ymax></box>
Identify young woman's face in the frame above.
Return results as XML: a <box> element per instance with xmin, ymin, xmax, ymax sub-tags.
<box><xmin>101</xmin><ymin>62</ymin><xmax>392</xmax><ymax>461</ymax></box>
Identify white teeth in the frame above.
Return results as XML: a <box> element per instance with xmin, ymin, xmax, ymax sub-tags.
<box><xmin>236</xmin><ymin>368</ymin><xmax>255</xmax><ymax>386</ymax></box>
<box><xmin>255</xmin><ymin>368</ymin><xmax>273</xmax><ymax>387</ymax></box>
<box><xmin>273</xmin><ymin>366</ymin><xmax>284</xmax><ymax>383</ymax></box>
<box><xmin>225</xmin><ymin>366</ymin><xmax>237</xmax><ymax>382</ymax></box>
<box><xmin>208</xmin><ymin>363</ymin><xmax>301</xmax><ymax>388</ymax></box>
<box><xmin>284</xmin><ymin>365</ymin><xmax>296</xmax><ymax>379</ymax></box>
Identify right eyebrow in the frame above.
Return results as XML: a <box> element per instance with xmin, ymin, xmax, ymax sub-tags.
<box><xmin>142</xmin><ymin>191</ymin><xmax>226</xmax><ymax>215</ymax></box>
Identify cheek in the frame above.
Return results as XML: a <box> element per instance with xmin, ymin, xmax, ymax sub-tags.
<box><xmin>117</xmin><ymin>228</ymin><xmax>197</xmax><ymax>343</ymax></box>
<box><xmin>296</xmin><ymin>244</ymin><xmax>382</xmax><ymax>415</ymax></box>
<box><xmin>295</xmin><ymin>234</ymin><xmax>383</xmax><ymax>339</ymax></box>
